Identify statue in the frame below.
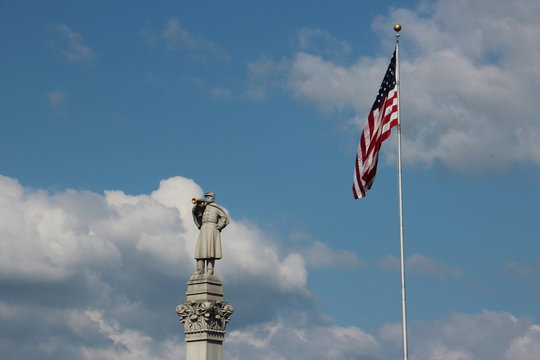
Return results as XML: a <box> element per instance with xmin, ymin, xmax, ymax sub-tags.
<box><xmin>191</xmin><ymin>192</ymin><xmax>229</xmax><ymax>275</ymax></box>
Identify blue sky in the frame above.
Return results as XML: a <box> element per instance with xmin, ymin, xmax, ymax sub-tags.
<box><xmin>1</xmin><ymin>0</ymin><xmax>540</xmax><ymax>359</ymax></box>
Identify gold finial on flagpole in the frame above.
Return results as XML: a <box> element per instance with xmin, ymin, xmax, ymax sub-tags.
<box><xmin>394</xmin><ymin>24</ymin><xmax>402</xmax><ymax>32</ymax></box>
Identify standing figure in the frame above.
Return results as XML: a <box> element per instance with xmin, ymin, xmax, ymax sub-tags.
<box><xmin>192</xmin><ymin>192</ymin><xmax>229</xmax><ymax>275</ymax></box>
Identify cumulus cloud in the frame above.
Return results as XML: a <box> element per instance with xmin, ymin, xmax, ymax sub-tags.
<box><xmin>0</xmin><ymin>302</ymin><xmax>185</xmax><ymax>360</ymax></box>
<box><xmin>0</xmin><ymin>174</ymin><xmax>316</xmax><ymax>359</ymax></box>
<box><xmin>229</xmin><ymin>310</ymin><xmax>540</xmax><ymax>360</ymax></box>
<box><xmin>379</xmin><ymin>253</ymin><xmax>461</xmax><ymax>281</ymax></box>
<box><xmin>79</xmin><ymin>310</ymin><xmax>186</xmax><ymax>360</ymax></box>
<box><xmin>248</xmin><ymin>0</ymin><xmax>540</xmax><ymax>174</ymax></box>
<box><xmin>48</xmin><ymin>24</ymin><xmax>95</xmax><ymax>63</ymax></box>
<box><xmin>379</xmin><ymin>0</ymin><xmax>540</xmax><ymax>173</ymax></box>
<box><xmin>0</xmin><ymin>175</ymin><xmax>539</xmax><ymax>359</ymax></box>
<box><xmin>505</xmin><ymin>324</ymin><xmax>540</xmax><ymax>360</ymax></box>
<box><xmin>227</xmin><ymin>316</ymin><xmax>383</xmax><ymax>360</ymax></box>
<box><xmin>405</xmin><ymin>311</ymin><xmax>537</xmax><ymax>360</ymax></box>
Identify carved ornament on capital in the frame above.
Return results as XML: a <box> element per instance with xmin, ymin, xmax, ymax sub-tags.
<box><xmin>176</xmin><ymin>300</ymin><xmax>234</xmax><ymax>333</ymax></box>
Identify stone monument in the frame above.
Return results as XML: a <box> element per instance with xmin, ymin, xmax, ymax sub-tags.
<box><xmin>176</xmin><ymin>192</ymin><xmax>234</xmax><ymax>360</ymax></box>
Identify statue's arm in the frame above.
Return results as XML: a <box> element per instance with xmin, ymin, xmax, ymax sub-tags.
<box><xmin>216</xmin><ymin>208</ymin><xmax>229</xmax><ymax>231</ymax></box>
<box><xmin>192</xmin><ymin>205</ymin><xmax>202</xmax><ymax>229</ymax></box>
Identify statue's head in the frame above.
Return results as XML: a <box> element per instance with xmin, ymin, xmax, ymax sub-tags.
<box><xmin>205</xmin><ymin>192</ymin><xmax>215</xmax><ymax>203</ymax></box>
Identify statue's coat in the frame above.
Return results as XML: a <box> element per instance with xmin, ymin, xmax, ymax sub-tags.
<box><xmin>192</xmin><ymin>203</ymin><xmax>229</xmax><ymax>259</ymax></box>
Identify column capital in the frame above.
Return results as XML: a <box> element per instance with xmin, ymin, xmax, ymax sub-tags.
<box><xmin>177</xmin><ymin>300</ymin><xmax>234</xmax><ymax>338</ymax></box>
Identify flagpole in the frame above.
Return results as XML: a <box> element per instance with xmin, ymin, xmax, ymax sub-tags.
<box><xmin>394</xmin><ymin>23</ymin><xmax>409</xmax><ymax>360</ymax></box>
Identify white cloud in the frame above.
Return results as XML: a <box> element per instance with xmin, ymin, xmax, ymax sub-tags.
<box><xmin>299</xmin><ymin>241</ymin><xmax>365</xmax><ymax>268</ymax></box>
<box><xmin>80</xmin><ymin>310</ymin><xmax>185</xmax><ymax>360</ymax></box>
<box><xmin>295</xmin><ymin>28</ymin><xmax>351</xmax><ymax>58</ymax></box>
<box><xmin>379</xmin><ymin>253</ymin><xmax>461</xmax><ymax>280</ymax></box>
<box><xmin>162</xmin><ymin>18</ymin><xmax>199</xmax><ymax>50</ymax></box>
<box><xmin>0</xmin><ymin>174</ymin><xmax>315</xmax><ymax>296</ymax></box>
<box><xmin>49</xmin><ymin>24</ymin><xmax>95</xmax><ymax>63</ymax></box>
<box><xmin>288</xmin><ymin>53</ymin><xmax>385</xmax><ymax>114</ymax></box>
<box><xmin>505</xmin><ymin>324</ymin><xmax>540</xmax><ymax>360</ymax></box>
<box><xmin>421</xmin><ymin>344</ymin><xmax>473</xmax><ymax>360</ymax></box>
<box><xmin>246</xmin><ymin>56</ymin><xmax>289</xmax><ymax>100</ymax></box>
<box><xmin>504</xmin><ymin>260</ymin><xmax>540</xmax><ymax>280</ymax></box>
<box><xmin>1</xmin><ymin>175</ymin><xmax>539</xmax><ymax>359</ymax></box>
<box><xmin>161</xmin><ymin>18</ymin><xmax>229</xmax><ymax>61</ymax></box>
<box><xmin>406</xmin><ymin>311</ymin><xmax>536</xmax><ymax>360</ymax></box>
<box><xmin>229</xmin><ymin>311</ymin><xmax>540</xmax><ymax>360</ymax></box>
<box><xmin>47</xmin><ymin>90</ymin><xmax>67</xmax><ymax>116</ymax></box>
<box><xmin>0</xmin><ymin>174</ymin><xmax>313</xmax><ymax>358</ymax></box>
<box><xmin>227</xmin><ymin>316</ymin><xmax>382</xmax><ymax>360</ymax></box>
<box><xmin>210</xmin><ymin>87</ymin><xmax>232</xmax><ymax>98</ymax></box>
<box><xmin>249</xmin><ymin>0</ymin><xmax>540</xmax><ymax>174</ymax></box>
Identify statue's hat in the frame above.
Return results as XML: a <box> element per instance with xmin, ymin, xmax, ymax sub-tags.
<box><xmin>205</xmin><ymin>192</ymin><xmax>215</xmax><ymax>197</ymax></box>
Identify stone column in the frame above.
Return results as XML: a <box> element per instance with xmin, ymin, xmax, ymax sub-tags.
<box><xmin>176</xmin><ymin>274</ymin><xmax>234</xmax><ymax>360</ymax></box>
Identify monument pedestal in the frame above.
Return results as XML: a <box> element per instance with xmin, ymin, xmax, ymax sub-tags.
<box><xmin>177</xmin><ymin>274</ymin><xmax>234</xmax><ymax>360</ymax></box>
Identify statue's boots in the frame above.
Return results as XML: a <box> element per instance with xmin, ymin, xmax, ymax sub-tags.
<box><xmin>207</xmin><ymin>259</ymin><xmax>215</xmax><ymax>275</ymax></box>
<box><xmin>196</xmin><ymin>260</ymin><xmax>204</xmax><ymax>275</ymax></box>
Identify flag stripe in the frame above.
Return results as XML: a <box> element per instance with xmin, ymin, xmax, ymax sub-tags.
<box><xmin>353</xmin><ymin>49</ymin><xmax>398</xmax><ymax>199</ymax></box>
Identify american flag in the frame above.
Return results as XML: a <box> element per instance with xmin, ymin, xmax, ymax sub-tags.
<box><xmin>353</xmin><ymin>49</ymin><xmax>399</xmax><ymax>199</ymax></box>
